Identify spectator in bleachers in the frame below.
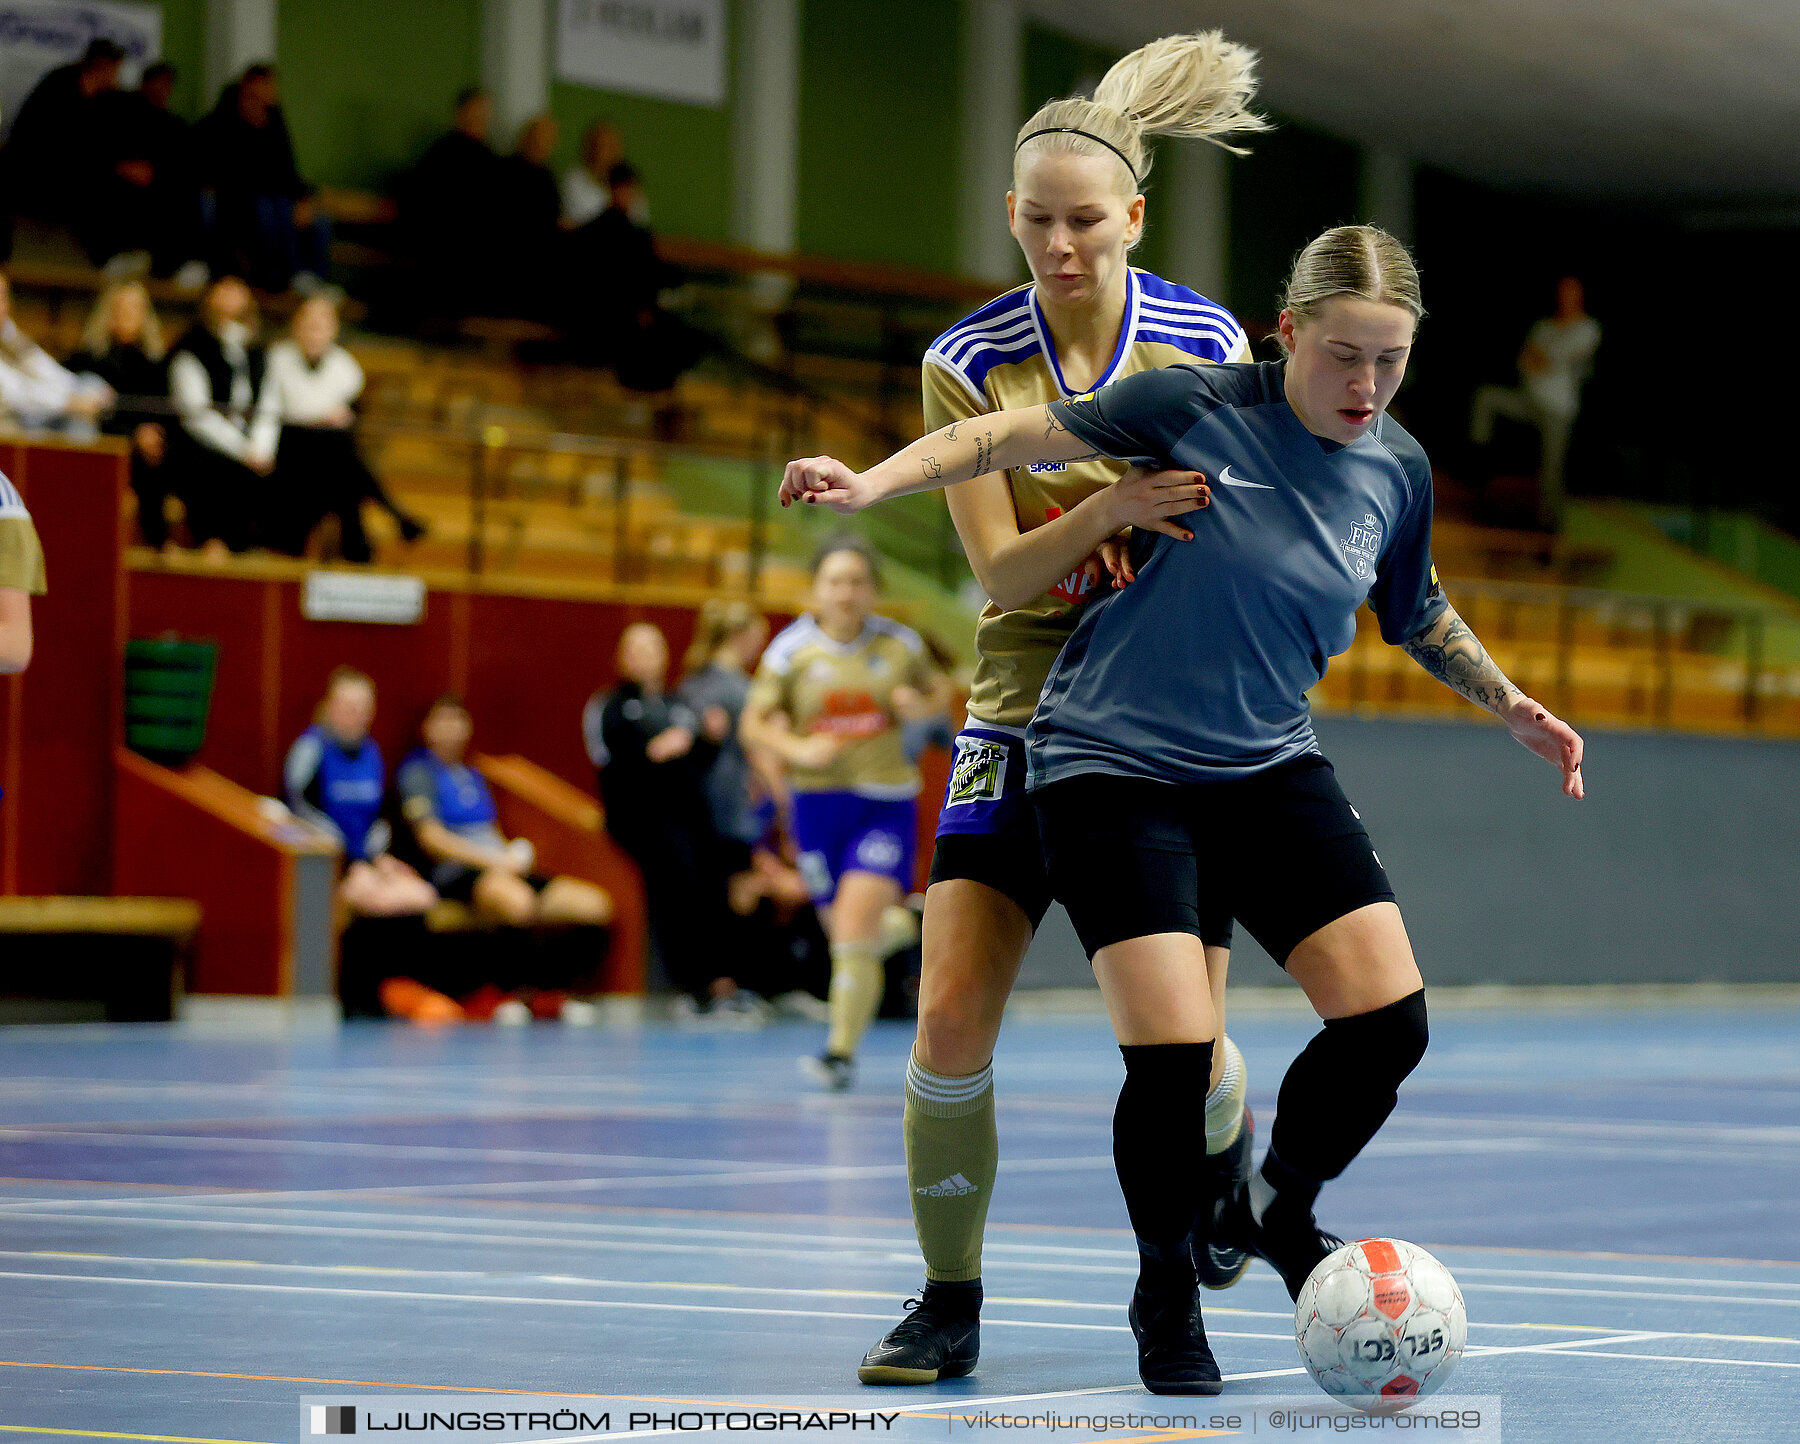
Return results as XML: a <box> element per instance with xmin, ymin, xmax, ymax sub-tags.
<box><xmin>565</xmin><ymin>162</ymin><xmax>702</xmax><ymax>391</ymax></box>
<box><xmin>68</xmin><ymin>281</ymin><xmax>173</xmax><ymax>548</ymax></box>
<box><xmin>0</xmin><ymin>39</ymin><xmax>124</xmax><ymax>240</ymax></box>
<box><xmin>585</xmin><ymin>622</ymin><xmax>751</xmax><ymax>1014</ymax></box>
<box><xmin>262</xmin><ymin>293</ymin><xmax>425</xmax><ymax>560</ymax></box>
<box><xmin>679</xmin><ymin>598</ymin><xmax>773</xmax><ymax>859</ymax></box>
<box><xmin>0</xmin><ymin>272</ymin><xmax>112</xmax><ymax>433</ymax></box>
<box><xmin>86</xmin><ymin>62</ymin><xmax>207</xmax><ymax>286</ymax></box>
<box><xmin>286</xmin><ymin>666</ymin><xmax>436</xmax><ymax>916</ymax></box>
<box><xmin>1470</xmin><ymin>274</ymin><xmax>1601</xmax><ymax>530</ymax></box>
<box><xmin>560</xmin><ymin>120</ymin><xmax>634</xmax><ymax>229</ymax></box>
<box><xmin>496</xmin><ymin>114</ymin><xmax>563</xmax><ymax>317</ymax></box>
<box><xmin>194</xmin><ymin>64</ymin><xmax>327</xmax><ymax>293</ymax></box>
<box><xmin>399</xmin><ymin>694</ymin><xmax>613</xmax><ymax>932</ymax></box>
<box><xmin>402</xmin><ymin>88</ymin><xmax>504</xmax><ymax>318</ymax></box>
<box><xmin>166</xmin><ymin>274</ymin><xmax>276</xmax><ymax>556</ymax></box>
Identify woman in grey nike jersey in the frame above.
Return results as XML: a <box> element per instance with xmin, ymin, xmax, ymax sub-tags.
<box><xmin>784</xmin><ymin>225</ymin><xmax>1584</xmax><ymax>1394</ymax></box>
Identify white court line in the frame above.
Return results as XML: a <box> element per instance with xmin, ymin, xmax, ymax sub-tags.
<box><xmin>1397</xmin><ymin>1113</ymin><xmax>1800</xmax><ymax>1146</ymax></box>
<box><xmin>0</xmin><ymin>1155</ymin><xmax>1118</xmax><ymax>1206</ymax></box>
<box><xmin>21</xmin><ymin>1199</ymin><xmax>1800</xmax><ymax>1292</ymax></box>
<box><xmin>17</xmin><ymin>1250</ymin><xmax>1797</xmax><ymax>1347</ymax></box>
<box><xmin>1450</xmin><ymin>1264</ymin><xmax>1800</xmax><ymax>1292</ymax></box>
<box><xmin>1525</xmin><ymin>1347</ymin><xmax>1800</xmax><ymax>1369</ymax></box>
<box><xmin>0</xmin><ymin>1129</ymin><xmax>777</xmax><ymax>1171</ymax></box>
<box><xmin>1465</xmin><ymin>1331</ymin><xmax>1666</xmax><ymax>1358</ymax></box>
<box><xmin>5</xmin><ymin>1267</ymin><xmax>1800</xmax><ymax>1368</ymax></box>
<box><xmin>9</xmin><ymin>1208</ymin><xmax>1800</xmax><ymax>1312</ymax></box>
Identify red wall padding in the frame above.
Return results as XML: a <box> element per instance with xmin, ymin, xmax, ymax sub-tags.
<box><xmin>0</xmin><ymin>441</ymin><xmax>126</xmax><ymax>896</ymax></box>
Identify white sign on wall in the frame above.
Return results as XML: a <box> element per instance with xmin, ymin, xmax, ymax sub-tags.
<box><xmin>556</xmin><ymin>0</ymin><xmax>726</xmax><ymax>109</ymax></box>
<box><xmin>302</xmin><ymin>572</ymin><xmax>427</xmax><ymax>625</ymax></box>
<box><xmin>0</xmin><ymin>0</ymin><xmax>161</xmax><ymax>138</ymax></box>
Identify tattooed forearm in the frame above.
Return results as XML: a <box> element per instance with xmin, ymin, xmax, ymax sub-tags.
<box><xmin>972</xmin><ymin>430</ymin><xmax>995</xmax><ymax>479</ymax></box>
<box><xmin>1044</xmin><ymin>410</ymin><xmax>1069</xmax><ymax>439</ymax></box>
<box><xmin>941</xmin><ymin>421</ymin><xmax>962</xmax><ymax>441</ymax></box>
<box><xmin>920</xmin><ymin>455</ymin><xmax>943</xmax><ymax>480</ymax></box>
<box><xmin>1402</xmin><ymin>605</ymin><xmax>1520</xmax><ymax>715</ymax></box>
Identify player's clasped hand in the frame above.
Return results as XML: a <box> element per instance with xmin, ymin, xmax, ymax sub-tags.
<box><xmin>1104</xmin><ymin>466</ymin><xmax>1210</xmax><ymax>542</ymax></box>
<box><xmin>1502</xmin><ymin>696</ymin><xmax>1586</xmax><ymax>799</ymax></box>
<box><xmin>779</xmin><ymin>456</ymin><xmax>869</xmax><ymax>513</ymax></box>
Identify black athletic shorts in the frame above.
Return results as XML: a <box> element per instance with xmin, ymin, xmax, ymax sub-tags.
<box><xmin>927</xmin><ymin>719</ymin><xmax>1226</xmax><ymax>945</ymax></box>
<box><xmin>434</xmin><ymin>866</ymin><xmax>554</xmax><ymax>906</ymax></box>
<box><xmin>1034</xmin><ymin>754</ymin><xmax>1394</xmax><ymax>966</ymax></box>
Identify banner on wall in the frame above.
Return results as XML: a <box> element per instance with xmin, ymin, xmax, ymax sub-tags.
<box><xmin>0</xmin><ymin>0</ymin><xmax>161</xmax><ymax>137</ymax></box>
<box><xmin>555</xmin><ymin>0</ymin><xmax>727</xmax><ymax>108</ymax></box>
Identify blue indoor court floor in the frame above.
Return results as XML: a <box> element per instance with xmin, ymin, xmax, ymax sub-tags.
<box><xmin>0</xmin><ymin>997</ymin><xmax>1796</xmax><ymax>1443</ymax></box>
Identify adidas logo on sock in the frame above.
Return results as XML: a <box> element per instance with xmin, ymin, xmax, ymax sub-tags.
<box><xmin>916</xmin><ymin>1173</ymin><xmax>978</xmax><ymax>1197</ymax></box>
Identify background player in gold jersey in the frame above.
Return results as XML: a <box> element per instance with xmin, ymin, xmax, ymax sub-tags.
<box><xmin>741</xmin><ymin>537</ymin><xmax>950</xmax><ymax>1090</ymax></box>
<box><xmin>0</xmin><ymin>469</ymin><xmax>45</xmax><ymax>674</ymax></box>
<box><xmin>782</xmin><ymin>32</ymin><xmax>1270</xmax><ymax>1386</ymax></box>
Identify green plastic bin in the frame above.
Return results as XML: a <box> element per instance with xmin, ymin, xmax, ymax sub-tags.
<box><xmin>124</xmin><ymin>638</ymin><xmax>218</xmax><ymax>768</ymax></box>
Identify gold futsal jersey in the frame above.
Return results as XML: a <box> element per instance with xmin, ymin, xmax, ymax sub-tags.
<box><xmin>0</xmin><ymin>470</ymin><xmax>46</xmax><ymax>595</ymax></box>
<box><xmin>748</xmin><ymin>612</ymin><xmax>932</xmax><ymax>798</ymax></box>
<box><xmin>922</xmin><ymin>267</ymin><xmax>1248</xmax><ymax>728</ymax></box>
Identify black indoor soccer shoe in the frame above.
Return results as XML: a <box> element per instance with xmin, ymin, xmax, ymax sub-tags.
<box><xmin>1195</xmin><ymin>1105</ymin><xmax>1256</xmax><ymax>1290</ymax></box>
<box><xmin>1127</xmin><ymin>1276</ymin><xmax>1224</xmax><ymax>1396</ymax></box>
<box><xmin>857</xmin><ymin>1280</ymin><xmax>981</xmax><ymax>1385</ymax></box>
<box><xmin>1219</xmin><ymin>1180</ymin><xmax>1346</xmax><ymax>1302</ymax></box>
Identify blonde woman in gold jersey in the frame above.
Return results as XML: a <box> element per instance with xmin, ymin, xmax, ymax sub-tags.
<box><xmin>780</xmin><ymin>33</ymin><xmax>1270</xmax><ymax>1385</ymax></box>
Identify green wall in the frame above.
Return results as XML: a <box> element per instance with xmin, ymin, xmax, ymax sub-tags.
<box><xmin>794</xmin><ymin>0</ymin><xmax>961</xmax><ymax>271</ymax></box>
<box><xmin>153</xmin><ymin>0</ymin><xmax>208</xmax><ymax>119</ymax></box>
<box><xmin>142</xmin><ymin>1</ymin><xmax>1375</xmax><ymax>293</ymax></box>
<box><xmin>277</xmin><ymin>0</ymin><xmax>483</xmax><ymax>192</ymax></box>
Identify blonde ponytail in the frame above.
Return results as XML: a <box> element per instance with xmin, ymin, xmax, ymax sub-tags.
<box><xmin>1014</xmin><ymin>30</ymin><xmax>1267</xmax><ymax>192</ymax></box>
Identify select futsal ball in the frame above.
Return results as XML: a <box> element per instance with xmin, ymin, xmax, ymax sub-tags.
<box><xmin>1294</xmin><ymin>1237</ymin><xmax>1467</xmax><ymax>1410</ymax></box>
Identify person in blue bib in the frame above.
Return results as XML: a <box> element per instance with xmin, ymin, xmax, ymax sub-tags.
<box><xmin>284</xmin><ymin>666</ymin><xmax>436</xmax><ymax>918</ymax></box>
<box><xmin>397</xmin><ymin>694</ymin><xmax>612</xmax><ymax>933</ymax></box>
<box><xmin>782</xmin><ymin>225</ymin><xmax>1585</xmax><ymax>1394</ymax></box>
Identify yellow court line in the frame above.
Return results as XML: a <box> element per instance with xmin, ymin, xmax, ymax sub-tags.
<box><xmin>0</xmin><ymin>1426</ymin><xmax>279</xmax><ymax>1444</ymax></box>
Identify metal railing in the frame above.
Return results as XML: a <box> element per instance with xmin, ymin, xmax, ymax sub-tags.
<box><xmin>1338</xmin><ymin>577</ymin><xmax>1800</xmax><ymax>732</ymax></box>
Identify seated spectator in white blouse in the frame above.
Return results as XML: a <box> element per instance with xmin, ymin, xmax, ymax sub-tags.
<box><xmin>166</xmin><ymin>275</ymin><xmax>278</xmax><ymax>556</ymax></box>
<box><xmin>262</xmin><ymin>294</ymin><xmax>424</xmax><ymax>561</ymax></box>
<box><xmin>560</xmin><ymin>119</ymin><xmax>635</xmax><ymax>229</ymax></box>
<box><xmin>0</xmin><ymin>272</ymin><xmax>112</xmax><ymax>433</ymax></box>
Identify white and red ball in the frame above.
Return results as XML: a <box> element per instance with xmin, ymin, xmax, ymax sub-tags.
<box><xmin>1294</xmin><ymin>1238</ymin><xmax>1466</xmax><ymax>1410</ymax></box>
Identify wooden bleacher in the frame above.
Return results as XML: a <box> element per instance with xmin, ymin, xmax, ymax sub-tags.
<box><xmin>11</xmin><ymin>253</ymin><xmax>1800</xmax><ymax>744</ymax></box>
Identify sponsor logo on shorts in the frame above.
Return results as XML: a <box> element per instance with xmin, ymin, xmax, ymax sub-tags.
<box><xmin>916</xmin><ymin>1173</ymin><xmax>979</xmax><ymax>1197</ymax></box>
<box><xmin>946</xmin><ymin>736</ymin><xmax>1008</xmax><ymax>806</ymax></box>
<box><xmin>854</xmin><ymin>831</ymin><xmax>904</xmax><ymax>872</ymax></box>
<box><xmin>1028</xmin><ymin>460</ymin><xmax>1068</xmax><ymax>474</ymax></box>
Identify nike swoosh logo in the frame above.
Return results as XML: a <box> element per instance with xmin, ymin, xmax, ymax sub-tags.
<box><xmin>1218</xmin><ymin>465</ymin><xmax>1275</xmax><ymax>490</ymax></box>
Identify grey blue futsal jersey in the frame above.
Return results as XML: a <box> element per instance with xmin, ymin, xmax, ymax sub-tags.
<box><xmin>1029</xmin><ymin>361</ymin><xmax>1447</xmax><ymax>786</ymax></box>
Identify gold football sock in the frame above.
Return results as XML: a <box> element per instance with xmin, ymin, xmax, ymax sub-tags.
<box><xmin>1205</xmin><ymin>1034</ymin><xmax>1247</xmax><ymax>1154</ymax></box>
<box><xmin>904</xmin><ymin>1053</ymin><xmax>997</xmax><ymax>1283</ymax></box>
<box><xmin>824</xmin><ymin>939</ymin><xmax>884</xmax><ymax>1058</ymax></box>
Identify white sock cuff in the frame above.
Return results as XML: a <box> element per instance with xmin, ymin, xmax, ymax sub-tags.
<box><xmin>906</xmin><ymin>1055</ymin><xmax>993</xmax><ymax>1107</ymax></box>
<box><xmin>1205</xmin><ymin>1035</ymin><xmax>1244</xmax><ymax>1110</ymax></box>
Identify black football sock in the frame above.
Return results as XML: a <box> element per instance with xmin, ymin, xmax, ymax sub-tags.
<box><xmin>1261</xmin><ymin>990</ymin><xmax>1429</xmax><ymax>1210</ymax></box>
<box><xmin>1115</xmin><ymin>1041</ymin><xmax>1215</xmax><ymax>1285</ymax></box>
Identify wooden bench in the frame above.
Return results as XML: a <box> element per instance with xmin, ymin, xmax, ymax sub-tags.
<box><xmin>0</xmin><ymin>895</ymin><xmax>199</xmax><ymax>1021</ymax></box>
